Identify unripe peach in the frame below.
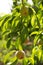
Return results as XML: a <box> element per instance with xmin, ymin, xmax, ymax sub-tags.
<box><xmin>16</xmin><ymin>51</ymin><xmax>25</xmax><ymax>59</ymax></box>
<box><xmin>24</xmin><ymin>39</ymin><xmax>32</xmax><ymax>46</ymax></box>
<box><xmin>21</xmin><ymin>6</ymin><xmax>28</xmax><ymax>16</ymax></box>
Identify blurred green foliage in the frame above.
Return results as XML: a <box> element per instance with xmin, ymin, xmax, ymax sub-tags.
<box><xmin>0</xmin><ymin>0</ymin><xmax>43</xmax><ymax>65</ymax></box>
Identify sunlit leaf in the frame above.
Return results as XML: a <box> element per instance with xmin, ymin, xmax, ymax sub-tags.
<box><xmin>3</xmin><ymin>50</ymin><xmax>16</xmax><ymax>63</ymax></box>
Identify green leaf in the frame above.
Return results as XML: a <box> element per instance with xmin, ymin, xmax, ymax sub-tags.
<box><xmin>15</xmin><ymin>37</ymin><xmax>23</xmax><ymax>50</ymax></box>
<box><xmin>28</xmin><ymin>57</ymin><xmax>34</xmax><ymax>65</ymax></box>
<box><xmin>6</xmin><ymin>38</ymin><xmax>11</xmax><ymax>48</ymax></box>
<box><xmin>33</xmin><ymin>35</ymin><xmax>40</xmax><ymax>46</ymax></box>
<box><xmin>30</xmin><ymin>30</ymin><xmax>42</xmax><ymax>36</ymax></box>
<box><xmin>32</xmin><ymin>0</ymin><xmax>41</xmax><ymax>5</ymax></box>
<box><xmin>31</xmin><ymin>15</ymin><xmax>36</xmax><ymax>27</ymax></box>
<box><xmin>32</xmin><ymin>46</ymin><xmax>42</xmax><ymax>61</ymax></box>
<box><xmin>22</xmin><ymin>57</ymin><xmax>27</xmax><ymax>65</ymax></box>
<box><xmin>3</xmin><ymin>50</ymin><xmax>16</xmax><ymax>63</ymax></box>
<box><xmin>0</xmin><ymin>14</ymin><xmax>11</xmax><ymax>27</ymax></box>
<box><xmin>32</xmin><ymin>6</ymin><xmax>39</xmax><ymax>13</ymax></box>
<box><xmin>10</xmin><ymin>56</ymin><xmax>17</xmax><ymax>62</ymax></box>
<box><xmin>10</xmin><ymin>59</ymin><xmax>17</xmax><ymax>65</ymax></box>
<box><xmin>30</xmin><ymin>31</ymin><xmax>38</xmax><ymax>36</ymax></box>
